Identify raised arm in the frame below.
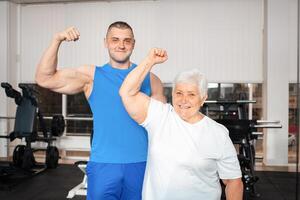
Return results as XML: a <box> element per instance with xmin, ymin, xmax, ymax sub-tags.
<box><xmin>119</xmin><ymin>48</ymin><xmax>168</xmax><ymax>124</ymax></box>
<box><xmin>35</xmin><ymin>27</ymin><xmax>93</xmax><ymax>96</ymax></box>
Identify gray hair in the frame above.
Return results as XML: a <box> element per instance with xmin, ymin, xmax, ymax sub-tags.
<box><xmin>173</xmin><ymin>69</ymin><xmax>208</xmax><ymax>98</ymax></box>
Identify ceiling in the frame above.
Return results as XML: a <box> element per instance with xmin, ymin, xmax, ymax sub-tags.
<box><xmin>6</xmin><ymin>0</ymin><xmax>145</xmax><ymax>4</ymax></box>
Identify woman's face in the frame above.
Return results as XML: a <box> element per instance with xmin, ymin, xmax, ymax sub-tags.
<box><xmin>172</xmin><ymin>83</ymin><xmax>206</xmax><ymax>123</ymax></box>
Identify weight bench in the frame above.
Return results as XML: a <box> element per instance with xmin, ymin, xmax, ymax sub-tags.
<box><xmin>67</xmin><ymin>161</ymin><xmax>88</xmax><ymax>198</ymax></box>
<box><xmin>67</xmin><ymin>131</ymin><xmax>93</xmax><ymax>198</ymax></box>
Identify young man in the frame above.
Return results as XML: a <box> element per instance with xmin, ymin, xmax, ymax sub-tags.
<box><xmin>35</xmin><ymin>22</ymin><xmax>165</xmax><ymax>200</ymax></box>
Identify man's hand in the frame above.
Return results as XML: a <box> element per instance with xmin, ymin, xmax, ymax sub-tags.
<box><xmin>147</xmin><ymin>48</ymin><xmax>168</xmax><ymax>66</ymax></box>
<box><xmin>53</xmin><ymin>27</ymin><xmax>80</xmax><ymax>42</ymax></box>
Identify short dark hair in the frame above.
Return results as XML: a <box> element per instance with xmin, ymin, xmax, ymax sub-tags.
<box><xmin>106</xmin><ymin>21</ymin><xmax>134</xmax><ymax>36</ymax></box>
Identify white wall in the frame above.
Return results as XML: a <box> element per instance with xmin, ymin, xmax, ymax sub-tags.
<box><xmin>262</xmin><ymin>0</ymin><xmax>291</xmax><ymax>165</ymax></box>
<box><xmin>0</xmin><ymin>1</ymin><xmax>19</xmax><ymax>157</ymax></box>
<box><xmin>0</xmin><ymin>1</ymin><xmax>9</xmax><ymax>115</ymax></box>
<box><xmin>20</xmin><ymin>0</ymin><xmax>263</xmax><ymax>83</ymax></box>
<box><xmin>288</xmin><ymin>0</ymin><xmax>298</xmax><ymax>83</ymax></box>
<box><xmin>0</xmin><ymin>1</ymin><xmax>9</xmax><ymax>157</ymax></box>
<box><xmin>0</xmin><ymin>2</ymin><xmax>20</xmax><ymax>115</ymax></box>
<box><xmin>8</xmin><ymin>2</ymin><xmax>20</xmax><ymax>83</ymax></box>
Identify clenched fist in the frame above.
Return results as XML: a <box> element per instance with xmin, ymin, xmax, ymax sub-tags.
<box><xmin>147</xmin><ymin>48</ymin><xmax>168</xmax><ymax>65</ymax></box>
<box><xmin>54</xmin><ymin>27</ymin><xmax>80</xmax><ymax>42</ymax></box>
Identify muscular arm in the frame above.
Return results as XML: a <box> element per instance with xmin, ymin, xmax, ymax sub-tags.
<box><xmin>35</xmin><ymin>27</ymin><xmax>93</xmax><ymax>96</ymax></box>
<box><xmin>222</xmin><ymin>178</ymin><xmax>243</xmax><ymax>200</ymax></box>
<box><xmin>119</xmin><ymin>48</ymin><xmax>167</xmax><ymax>124</ymax></box>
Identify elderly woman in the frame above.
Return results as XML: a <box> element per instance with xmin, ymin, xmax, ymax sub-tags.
<box><xmin>119</xmin><ymin>48</ymin><xmax>243</xmax><ymax>200</ymax></box>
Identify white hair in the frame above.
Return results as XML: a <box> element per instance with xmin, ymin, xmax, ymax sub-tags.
<box><xmin>173</xmin><ymin>68</ymin><xmax>208</xmax><ymax>98</ymax></box>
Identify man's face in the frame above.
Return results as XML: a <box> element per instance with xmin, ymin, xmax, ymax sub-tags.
<box><xmin>172</xmin><ymin>83</ymin><xmax>206</xmax><ymax>123</ymax></box>
<box><xmin>105</xmin><ymin>27</ymin><xmax>135</xmax><ymax>64</ymax></box>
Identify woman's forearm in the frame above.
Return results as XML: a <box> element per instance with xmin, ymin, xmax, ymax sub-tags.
<box><xmin>225</xmin><ymin>179</ymin><xmax>243</xmax><ymax>200</ymax></box>
<box><xmin>120</xmin><ymin>48</ymin><xmax>167</xmax><ymax>98</ymax></box>
<box><xmin>120</xmin><ymin>58</ymin><xmax>154</xmax><ymax>97</ymax></box>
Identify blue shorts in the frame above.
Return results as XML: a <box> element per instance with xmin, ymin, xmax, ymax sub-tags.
<box><xmin>86</xmin><ymin>161</ymin><xmax>146</xmax><ymax>200</ymax></box>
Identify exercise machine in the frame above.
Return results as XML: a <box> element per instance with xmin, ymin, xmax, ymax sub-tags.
<box><xmin>0</xmin><ymin>82</ymin><xmax>65</xmax><ymax>189</ymax></box>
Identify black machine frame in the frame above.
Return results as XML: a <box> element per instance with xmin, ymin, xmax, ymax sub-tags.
<box><xmin>0</xmin><ymin>82</ymin><xmax>65</xmax><ymax>190</ymax></box>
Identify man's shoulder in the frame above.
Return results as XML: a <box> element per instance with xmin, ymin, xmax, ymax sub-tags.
<box><xmin>75</xmin><ymin>64</ymin><xmax>95</xmax><ymax>78</ymax></box>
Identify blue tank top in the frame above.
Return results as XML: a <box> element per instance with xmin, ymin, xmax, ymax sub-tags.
<box><xmin>88</xmin><ymin>63</ymin><xmax>151</xmax><ymax>163</ymax></box>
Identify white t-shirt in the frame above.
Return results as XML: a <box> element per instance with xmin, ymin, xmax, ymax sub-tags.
<box><xmin>141</xmin><ymin>98</ymin><xmax>242</xmax><ymax>200</ymax></box>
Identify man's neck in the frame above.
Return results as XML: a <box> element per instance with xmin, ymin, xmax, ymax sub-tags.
<box><xmin>109</xmin><ymin>60</ymin><xmax>131</xmax><ymax>69</ymax></box>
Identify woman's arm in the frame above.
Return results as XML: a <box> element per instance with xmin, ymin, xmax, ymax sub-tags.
<box><xmin>119</xmin><ymin>48</ymin><xmax>167</xmax><ymax>124</ymax></box>
<box><xmin>222</xmin><ymin>178</ymin><xmax>243</xmax><ymax>200</ymax></box>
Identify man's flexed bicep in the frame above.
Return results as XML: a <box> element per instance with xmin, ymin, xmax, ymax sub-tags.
<box><xmin>39</xmin><ymin>65</ymin><xmax>94</xmax><ymax>95</ymax></box>
<box><xmin>35</xmin><ymin>27</ymin><xmax>94</xmax><ymax>95</ymax></box>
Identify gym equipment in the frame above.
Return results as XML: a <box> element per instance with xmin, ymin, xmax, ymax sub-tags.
<box><xmin>46</xmin><ymin>146</ymin><xmax>60</xmax><ymax>169</ymax></box>
<box><xmin>67</xmin><ymin>130</ymin><xmax>93</xmax><ymax>198</ymax></box>
<box><xmin>202</xmin><ymin>100</ymin><xmax>256</xmax><ymax>120</ymax></box>
<box><xmin>51</xmin><ymin>115</ymin><xmax>65</xmax><ymax>137</ymax></box>
<box><xmin>0</xmin><ymin>82</ymin><xmax>65</xmax><ymax>189</ymax></box>
<box><xmin>67</xmin><ymin>161</ymin><xmax>88</xmax><ymax>198</ymax></box>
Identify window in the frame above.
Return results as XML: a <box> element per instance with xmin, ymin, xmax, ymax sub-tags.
<box><xmin>67</xmin><ymin>92</ymin><xmax>92</xmax><ymax>117</ymax></box>
<box><xmin>289</xmin><ymin>83</ymin><xmax>297</xmax><ymax>163</ymax></box>
<box><xmin>66</xmin><ymin>92</ymin><xmax>93</xmax><ymax>135</ymax></box>
<box><xmin>29</xmin><ymin>84</ymin><xmax>62</xmax><ymax>116</ymax></box>
<box><xmin>66</xmin><ymin>120</ymin><xmax>93</xmax><ymax>135</ymax></box>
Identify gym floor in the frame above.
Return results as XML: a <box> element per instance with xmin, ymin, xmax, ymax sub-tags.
<box><xmin>0</xmin><ymin>163</ymin><xmax>299</xmax><ymax>200</ymax></box>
